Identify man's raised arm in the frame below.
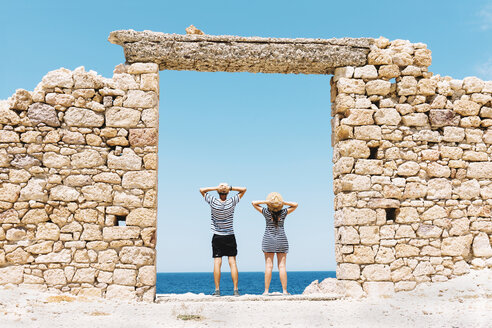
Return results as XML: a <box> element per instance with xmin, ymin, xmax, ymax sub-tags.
<box><xmin>200</xmin><ymin>186</ymin><xmax>218</xmax><ymax>197</ymax></box>
<box><xmin>231</xmin><ymin>186</ymin><xmax>247</xmax><ymax>199</ymax></box>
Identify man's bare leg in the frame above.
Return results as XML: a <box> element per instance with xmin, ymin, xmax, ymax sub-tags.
<box><xmin>228</xmin><ymin>256</ymin><xmax>239</xmax><ymax>291</ymax></box>
<box><xmin>214</xmin><ymin>257</ymin><xmax>222</xmax><ymax>291</ymax></box>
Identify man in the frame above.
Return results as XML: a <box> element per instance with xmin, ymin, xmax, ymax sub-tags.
<box><xmin>200</xmin><ymin>182</ymin><xmax>247</xmax><ymax>296</ymax></box>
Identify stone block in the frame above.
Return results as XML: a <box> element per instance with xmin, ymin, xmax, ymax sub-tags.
<box><xmin>0</xmin><ymin>131</ymin><xmax>19</xmax><ymax>143</ymax></box>
<box><xmin>81</xmin><ymin>183</ymin><xmax>113</xmax><ymax>202</ymax></box>
<box><xmin>454</xmin><ymin>99</ymin><xmax>480</xmax><ymax>116</ymax></box>
<box><xmin>122</xmin><ymin>171</ymin><xmax>157</xmax><ymax>189</ymax></box>
<box><xmin>337</xmin><ymin>139</ymin><xmax>370</xmax><ymax>158</ymax></box>
<box><xmin>123</xmin><ymin>90</ymin><xmax>157</xmax><ymax>108</ymax></box>
<box><xmin>395</xmin><ymin>244</ymin><xmax>419</xmax><ymax>257</ymax></box>
<box><xmin>359</xmin><ymin>226</ymin><xmax>380</xmax><ymax>245</ymax></box>
<box><xmin>353</xmin><ymin>65</ymin><xmax>378</xmax><ymax>79</ymax></box>
<box><xmin>341</xmin><ymin>109</ymin><xmax>374</xmax><ymax>125</ymax></box>
<box><xmin>337</xmin><ymin>78</ymin><xmax>365</xmax><ymax>94</ymax></box>
<box><xmin>106</xmin><ymin>107</ymin><xmax>141</xmax><ymax>127</ymax></box>
<box><xmin>336</xmin><ymin>263</ymin><xmax>360</xmax><ymax>280</ymax></box>
<box><xmin>36</xmin><ymin>222</ymin><xmax>60</xmax><ymax>241</ymax></box>
<box><xmin>103</xmin><ymin>226</ymin><xmax>140</xmax><ymax>241</ymax></box>
<box><xmin>340</xmin><ymin>174</ymin><xmax>371</xmax><ymax>191</ymax></box>
<box><xmin>467</xmin><ymin>162</ymin><xmax>492</xmax><ymax>179</ymax></box>
<box><xmin>41</xmin><ymin>68</ymin><xmax>73</xmax><ymax>89</ymax></box>
<box><xmin>441</xmin><ymin>235</ymin><xmax>473</xmax><ymax>256</ymax></box>
<box><xmin>427</xmin><ymin>178</ymin><xmax>452</xmax><ymax>199</ymax></box>
<box><xmin>113</xmin><ymin>268</ymin><xmax>137</xmax><ymax>286</ymax></box>
<box><xmin>456</xmin><ymin>179</ymin><xmax>480</xmax><ymax>199</ymax></box>
<box><xmin>35</xmin><ymin>249</ymin><xmax>71</xmax><ymax>263</ymax></box>
<box><xmin>365</xmin><ymin>80</ymin><xmax>391</xmax><ymax>95</ymax></box>
<box><xmin>397</xmin><ymin>161</ymin><xmax>420</xmax><ymax>176</ymax></box>
<box><xmin>108</xmin><ymin>148</ymin><xmax>142</xmax><ymax>170</ymax></box>
<box><xmin>426</xmin><ymin>162</ymin><xmax>450</xmax><ymax>178</ymax></box>
<box><xmin>361</xmin><ymin>264</ymin><xmax>391</xmax><ymax>281</ymax></box>
<box><xmin>50</xmin><ymin>185</ymin><xmax>80</xmax><ymax>202</ymax></box>
<box><xmin>363</xmin><ymin>282</ymin><xmax>394</xmax><ymax>297</ymax></box>
<box><xmin>80</xmin><ymin>224</ymin><xmax>102</xmax><ymax>241</ymax></box>
<box><xmin>354</xmin><ymin>125</ymin><xmax>382</xmax><ymax>140</ymax></box>
<box><xmin>472</xmin><ymin>232</ymin><xmax>492</xmax><ymax>257</ymax></box>
<box><xmin>106</xmin><ymin>285</ymin><xmax>136</xmax><ymax>300</ymax></box>
<box><xmin>416</xmin><ymin>224</ymin><xmax>442</xmax><ymax>238</ymax></box>
<box><xmin>429</xmin><ymin>109</ymin><xmax>458</xmax><ymax>127</ymax></box>
<box><xmin>119</xmin><ymin>246</ymin><xmax>155</xmax><ymax>266</ymax></box>
<box><xmin>129</xmin><ymin>128</ymin><xmax>158</xmax><ymax>146</ymax></box>
<box><xmin>0</xmin><ymin>183</ymin><xmax>21</xmax><ymax>203</ymax></box>
<box><xmin>0</xmin><ymin>266</ymin><xmax>24</xmax><ymax>284</ymax></box>
<box><xmin>127</xmin><ymin>63</ymin><xmax>159</xmax><ymax>74</ymax></box>
<box><xmin>64</xmin><ymin>107</ymin><xmax>104</xmax><ymax>127</ymax></box>
<box><xmin>344</xmin><ymin>246</ymin><xmax>375</xmax><ymax>264</ymax></box>
<box><xmin>72</xmin><ymin>268</ymin><xmax>96</xmax><ymax>283</ymax></box>
<box><xmin>138</xmin><ymin>266</ymin><xmax>156</xmax><ymax>285</ymax></box>
<box><xmin>402</xmin><ymin>113</ymin><xmax>428</xmax><ymax>126</ymax></box>
<box><xmin>354</xmin><ymin>159</ymin><xmax>383</xmax><ymax>175</ymax></box>
<box><xmin>42</xmin><ymin>152</ymin><xmax>70</xmax><ymax>169</ymax></box>
<box><xmin>126</xmin><ymin>208</ymin><xmax>157</xmax><ymax>227</ymax></box>
<box><xmin>337</xmin><ymin>226</ymin><xmax>360</xmax><ymax>244</ymax></box>
<box><xmin>374</xmin><ymin>108</ymin><xmax>401</xmax><ymax>125</ymax></box>
<box><xmin>44</xmin><ymin>269</ymin><xmax>67</xmax><ymax>285</ymax></box>
<box><xmin>71</xmin><ymin>149</ymin><xmax>105</xmax><ymax>168</ymax></box>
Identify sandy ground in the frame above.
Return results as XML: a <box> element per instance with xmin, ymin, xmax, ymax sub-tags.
<box><xmin>0</xmin><ymin>269</ymin><xmax>491</xmax><ymax>328</ymax></box>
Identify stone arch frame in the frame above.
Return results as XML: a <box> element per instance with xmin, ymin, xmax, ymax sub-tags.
<box><xmin>0</xmin><ymin>29</ymin><xmax>491</xmax><ymax>301</ymax></box>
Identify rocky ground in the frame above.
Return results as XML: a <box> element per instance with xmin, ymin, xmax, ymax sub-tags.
<box><xmin>0</xmin><ymin>269</ymin><xmax>491</xmax><ymax>328</ymax></box>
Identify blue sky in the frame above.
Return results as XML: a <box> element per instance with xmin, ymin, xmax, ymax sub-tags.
<box><xmin>1</xmin><ymin>0</ymin><xmax>492</xmax><ymax>272</ymax></box>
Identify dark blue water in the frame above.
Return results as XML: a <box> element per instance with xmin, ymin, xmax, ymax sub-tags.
<box><xmin>156</xmin><ymin>271</ymin><xmax>336</xmax><ymax>295</ymax></box>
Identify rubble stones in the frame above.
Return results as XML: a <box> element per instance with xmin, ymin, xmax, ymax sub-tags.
<box><xmin>27</xmin><ymin>103</ymin><xmax>60</xmax><ymax>127</ymax></box>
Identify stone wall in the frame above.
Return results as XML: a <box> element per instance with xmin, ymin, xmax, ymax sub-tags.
<box><xmin>2</xmin><ymin>30</ymin><xmax>491</xmax><ymax>300</ymax></box>
<box><xmin>0</xmin><ymin>63</ymin><xmax>159</xmax><ymax>301</ymax></box>
<box><xmin>332</xmin><ymin>37</ymin><xmax>492</xmax><ymax>297</ymax></box>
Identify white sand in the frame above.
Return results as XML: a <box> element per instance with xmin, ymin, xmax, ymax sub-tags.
<box><xmin>1</xmin><ymin>269</ymin><xmax>491</xmax><ymax>328</ymax></box>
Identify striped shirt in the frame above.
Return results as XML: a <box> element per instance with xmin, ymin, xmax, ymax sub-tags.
<box><xmin>261</xmin><ymin>208</ymin><xmax>289</xmax><ymax>253</ymax></box>
<box><xmin>204</xmin><ymin>193</ymin><xmax>240</xmax><ymax>235</ymax></box>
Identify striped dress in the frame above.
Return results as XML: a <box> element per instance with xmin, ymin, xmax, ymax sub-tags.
<box><xmin>204</xmin><ymin>193</ymin><xmax>240</xmax><ymax>235</ymax></box>
<box><xmin>261</xmin><ymin>208</ymin><xmax>289</xmax><ymax>253</ymax></box>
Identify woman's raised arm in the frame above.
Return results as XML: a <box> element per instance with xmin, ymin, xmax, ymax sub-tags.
<box><xmin>284</xmin><ymin>201</ymin><xmax>298</xmax><ymax>214</ymax></box>
<box><xmin>251</xmin><ymin>200</ymin><xmax>267</xmax><ymax>213</ymax></box>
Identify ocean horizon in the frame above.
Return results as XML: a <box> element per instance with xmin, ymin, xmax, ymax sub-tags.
<box><xmin>156</xmin><ymin>271</ymin><xmax>336</xmax><ymax>295</ymax></box>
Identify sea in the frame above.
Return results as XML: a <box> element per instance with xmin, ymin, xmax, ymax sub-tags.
<box><xmin>156</xmin><ymin>271</ymin><xmax>336</xmax><ymax>296</ymax></box>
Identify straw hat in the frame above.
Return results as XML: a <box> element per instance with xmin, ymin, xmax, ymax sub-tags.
<box><xmin>266</xmin><ymin>192</ymin><xmax>283</xmax><ymax>211</ymax></box>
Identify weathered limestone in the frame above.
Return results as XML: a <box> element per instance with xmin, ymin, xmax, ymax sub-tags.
<box><xmin>0</xmin><ymin>59</ymin><xmax>158</xmax><ymax>301</ymax></box>
<box><xmin>2</xmin><ymin>30</ymin><xmax>491</xmax><ymax>302</ymax></box>
<box><xmin>108</xmin><ymin>30</ymin><xmax>373</xmax><ymax>74</ymax></box>
<box><xmin>332</xmin><ymin>35</ymin><xmax>492</xmax><ymax>297</ymax></box>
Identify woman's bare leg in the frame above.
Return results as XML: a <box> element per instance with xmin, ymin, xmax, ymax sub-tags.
<box><xmin>277</xmin><ymin>253</ymin><xmax>288</xmax><ymax>294</ymax></box>
<box><xmin>228</xmin><ymin>256</ymin><xmax>239</xmax><ymax>291</ymax></box>
<box><xmin>264</xmin><ymin>252</ymin><xmax>274</xmax><ymax>294</ymax></box>
<box><xmin>213</xmin><ymin>257</ymin><xmax>222</xmax><ymax>290</ymax></box>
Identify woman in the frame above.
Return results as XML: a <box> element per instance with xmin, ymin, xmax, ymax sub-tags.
<box><xmin>252</xmin><ymin>192</ymin><xmax>298</xmax><ymax>295</ymax></box>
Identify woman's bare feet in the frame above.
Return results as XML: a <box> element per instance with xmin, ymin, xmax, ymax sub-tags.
<box><xmin>262</xmin><ymin>291</ymin><xmax>269</xmax><ymax>296</ymax></box>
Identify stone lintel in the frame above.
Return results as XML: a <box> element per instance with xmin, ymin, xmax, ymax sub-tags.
<box><xmin>109</xmin><ymin>30</ymin><xmax>374</xmax><ymax>74</ymax></box>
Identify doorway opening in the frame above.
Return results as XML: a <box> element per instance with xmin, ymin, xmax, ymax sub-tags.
<box><xmin>155</xmin><ymin>70</ymin><xmax>336</xmax><ymax>295</ymax></box>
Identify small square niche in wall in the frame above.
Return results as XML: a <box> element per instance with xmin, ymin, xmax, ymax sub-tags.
<box><xmin>116</xmin><ymin>216</ymin><xmax>127</xmax><ymax>226</ymax></box>
<box><xmin>385</xmin><ymin>208</ymin><xmax>397</xmax><ymax>222</ymax></box>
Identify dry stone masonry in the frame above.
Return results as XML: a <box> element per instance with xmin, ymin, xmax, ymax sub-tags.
<box><xmin>332</xmin><ymin>38</ymin><xmax>492</xmax><ymax>297</ymax></box>
<box><xmin>1</xmin><ymin>29</ymin><xmax>491</xmax><ymax>300</ymax></box>
<box><xmin>0</xmin><ymin>62</ymin><xmax>159</xmax><ymax>301</ymax></box>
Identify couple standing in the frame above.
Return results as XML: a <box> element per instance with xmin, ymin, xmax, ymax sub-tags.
<box><xmin>200</xmin><ymin>183</ymin><xmax>298</xmax><ymax>296</ymax></box>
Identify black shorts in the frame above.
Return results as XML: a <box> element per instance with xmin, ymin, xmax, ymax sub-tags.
<box><xmin>212</xmin><ymin>234</ymin><xmax>237</xmax><ymax>258</ymax></box>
